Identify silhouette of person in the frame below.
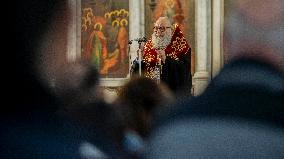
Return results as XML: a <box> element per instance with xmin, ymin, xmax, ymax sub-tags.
<box><xmin>114</xmin><ymin>77</ymin><xmax>174</xmax><ymax>158</ymax></box>
<box><xmin>2</xmin><ymin>1</ymin><xmax>127</xmax><ymax>158</ymax></box>
<box><xmin>145</xmin><ymin>0</ymin><xmax>284</xmax><ymax>158</ymax></box>
<box><xmin>1</xmin><ymin>1</ymin><xmax>84</xmax><ymax>159</ymax></box>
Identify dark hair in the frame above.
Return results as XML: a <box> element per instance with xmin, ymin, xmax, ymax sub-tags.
<box><xmin>116</xmin><ymin>77</ymin><xmax>173</xmax><ymax>137</ymax></box>
<box><xmin>5</xmin><ymin>0</ymin><xmax>64</xmax><ymax>113</ymax></box>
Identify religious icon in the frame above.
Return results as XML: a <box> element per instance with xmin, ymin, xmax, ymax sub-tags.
<box><xmin>81</xmin><ymin>0</ymin><xmax>129</xmax><ymax>78</ymax></box>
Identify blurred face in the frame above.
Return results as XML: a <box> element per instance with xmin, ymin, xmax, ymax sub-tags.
<box><xmin>153</xmin><ymin>24</ymin><xmax>171</xmax><ymax>38</ymax></box>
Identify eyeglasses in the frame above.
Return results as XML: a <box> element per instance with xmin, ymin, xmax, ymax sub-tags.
<box><xmin>153</xmin><ymin>26</ymin><xmax>171</xmax><ymax>32</ymax></box>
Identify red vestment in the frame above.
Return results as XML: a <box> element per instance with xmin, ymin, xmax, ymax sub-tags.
<box><xmin>143</xmin><ymin>24</ymin><xmax>191</xmax><ymax>79</ymax></box>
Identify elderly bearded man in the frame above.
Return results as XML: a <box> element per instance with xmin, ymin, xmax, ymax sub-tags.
<box><xmin>134</xmin><ymin>17</ymin><xmax>192</xmax><ymax>95</ymax></box>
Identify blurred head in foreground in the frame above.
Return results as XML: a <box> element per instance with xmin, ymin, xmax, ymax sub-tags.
<box><xmin>145</xmin><ymin>0</ymin><xmax>284</xmax><ymax>158</ymax></box>
<box><xmin>224</xmin><ymin>0</ymin><xmax>284</xmax><ymax>72</ymax></box>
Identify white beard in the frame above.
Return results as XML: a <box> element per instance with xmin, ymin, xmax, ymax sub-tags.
<box><xmin>152</xmin><ymin>30</ymin><xmax>172</xmax><ymax>50</ymax></box>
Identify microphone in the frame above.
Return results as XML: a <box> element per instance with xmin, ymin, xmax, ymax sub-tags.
<box><xmin>128</xmin><ymin>40</ymin><xmax>133</xmax><ymax>44</ymax></box>
<box><xmin>134</xmin><ymin>37</ymin><xmax>147</xmax><ymax>43</ymax></box>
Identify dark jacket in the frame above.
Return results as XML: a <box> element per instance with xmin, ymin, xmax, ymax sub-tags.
<box><xmin>146</xmin><ymin>58</ymin><xmax>284</xmax><ymax>159</ymax></box>
<box><xmin>161</xmin><ymin>58</ymin><xmax>284</xmax><ymax>125</ymax></box>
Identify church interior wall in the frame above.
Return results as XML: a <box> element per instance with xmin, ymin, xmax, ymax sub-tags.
<box><xmin>66</xmin><ymin>0</ymin><xmax>225</xmax><ymax>100</ymax></box>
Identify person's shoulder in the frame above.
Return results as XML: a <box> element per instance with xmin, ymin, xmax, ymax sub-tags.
<box><xmin>1</xmin><ymin>114</ymin><xmax>82</xmax><ymax>159</ymax></box>
<box><xmin>171</xmin><ymin>24</ymin><xmax>185</xmax><ymax>38</ymax></box>
<box><xmin>146</xmin><ymin>116</ymin><xmax>284</xmax><ymax>159</ymax></box>
<box><xmin>150</xmin><ymin>96</ymin><xmax>198</xmax><ymax>128</ymax></box>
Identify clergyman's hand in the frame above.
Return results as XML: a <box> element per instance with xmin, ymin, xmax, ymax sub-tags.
<box><xmin>157</xmin><ymin>50</ymin><xmax>166</xmax><ymax>63</ymax></box>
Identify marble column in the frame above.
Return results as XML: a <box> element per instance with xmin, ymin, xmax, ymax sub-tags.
<box><xmin>129</xmin><ymin>0</ymin><xmax>145</xmax><ymax>77</ymax></box>
<box><xmin>212</xmin><ymin>0</ymin><xmax>224</xmax><ymax>77</ymax></box>
<box><xmin>67</xmin><ymin>0</ymin><xmax>80</xmax><ymax>62</ymax></box>
<box><xmin>193</xmin><ymin>0</ymin><xmax>211</xmax><ymax>96</ymax></box>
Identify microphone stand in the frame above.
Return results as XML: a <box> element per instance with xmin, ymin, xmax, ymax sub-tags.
<box><xmin>129</xmin><ymin>37</ymin><xmax>147</xmax><ymax>77</ymax></box>
<box><xmin>138</xmin><ymin>41</ymin><xmax>142</xmax><ymax>76</ymax></box>
<box><xmin>137</xmin><ymin>37</ymin><xmax>147</xmax><ymax>77</ymax></box>
<box><xmin>128</xmin><ymin>40</ymin><xmax>133</xmax><ymax>77</ymax></box>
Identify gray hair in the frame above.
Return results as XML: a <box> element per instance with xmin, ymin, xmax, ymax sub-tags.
<box><xmin>224</xmin><ymin>0</ymin><xmax>284</xmax><ymax>59</ymax></box>
<box><xmin>155</xmin><ymin>17</ymin><xmax>172</xmax><ymax>27</ymax></box>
